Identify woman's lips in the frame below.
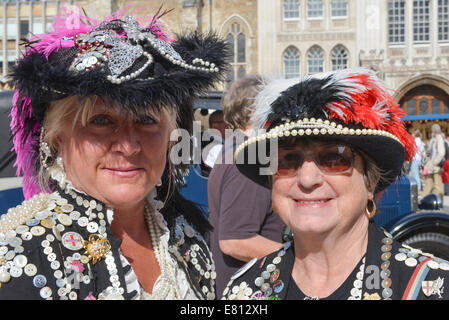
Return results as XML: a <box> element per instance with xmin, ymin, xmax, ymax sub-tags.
<box><xmin>104</xmin><ymin>167</ymin><xmax>143</xmax><ymax>178</ymax></box>
<box><xmin>294</xmin><ymin>198</ymin><xmax>331</xmax><ymax>207</ymax></box>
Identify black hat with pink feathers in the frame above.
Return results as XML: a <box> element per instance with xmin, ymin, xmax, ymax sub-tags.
<box><xmin>10</xmin><ymin>6</ymin><xmax>229</xmax><ymax>199</ymax></box>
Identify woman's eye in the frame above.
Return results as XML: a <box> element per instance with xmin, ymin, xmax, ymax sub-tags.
<box><xmin>90</xmin><ymin>115</ymin><xmax>111</xmax><ymax>126</ymax></box>
<box><xmin>136</xmin><ymin>115</ymin><xmax>157</xmax><ymax>125</ymax></box>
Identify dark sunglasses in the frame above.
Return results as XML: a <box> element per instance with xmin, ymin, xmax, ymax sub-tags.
<box><xmin>276</xmin><ymin>143</ymin><xmax>356</xmax><ymax>176</ymax></box>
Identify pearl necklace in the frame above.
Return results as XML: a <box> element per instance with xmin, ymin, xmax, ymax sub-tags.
<box><xmin>141</xmin><ymin>202</ymin><xmax>180</xmax><ymax>300</ymax></box>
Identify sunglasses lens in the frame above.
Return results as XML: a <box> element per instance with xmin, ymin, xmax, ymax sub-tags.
<box><xmin>277</xmin><ymin>153</ymin><xmax>302</xmax><ymax>176</ymax></box>
<box><xmin>276</xmin><ymin>145</ymin><xmax>354</xmax><ymax>176</ymax></box>
<box><xmin>317</xmin><ymin>145</ymin><xmax>353</xmax><ymax>173</ymax></box>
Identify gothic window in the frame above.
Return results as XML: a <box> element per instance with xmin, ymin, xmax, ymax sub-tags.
<box><xmin>237</xmin><ymin>33</ymin><xmax>246</xmax><ymax>63</ymax></box>
<box><xmin>307</xmin><ymin>0</ymin><xmax>323</xmax><ymax>18</ymax></box>
<box><xmin>284</xmin><ymin>0</ymin><xmax>300</xmax><ymax>19</ymax></box>
<box><xmin>307</xmin><ymin>46</ymin><xmax>324</xmax><ymax>74</ymax></box>
<box><xmin>400</xmin><ymin>85</ymin><xmax>449</xmax><ymax>115</ymax></box>
<box><xmin>283</xmin><ymin>47</ymin><xmax>300</xmax><ymax>79</ymax></box>
<box><xmin>439</xmin><ymin>0</ymin><xmax>449</xmax><ymax>41</ymax></box>
<box><xmin>413</xmin><ymin>0</ymin><xmax>430</xmax><ymax>42</ymax></box>
<box><xmin>331</xmin><ymin>45</ymin><xmax>348</xmax><ymax>70</ymax></box>
<box><xmin>225</xmin><ymin>22</ymin><xmax>247</xmax><ymax>87</ymax></box>
<box><xmin>331</xmin><ymin>0</ymin><xmax>347</xmax><ymax>17</ymax></box>
<box><xmin>388</xmin><ymin>0</ymin><xmax>406</xmax><ymax>44</ymax></box>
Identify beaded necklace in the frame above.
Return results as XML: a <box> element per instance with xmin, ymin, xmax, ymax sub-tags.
<box><xmin>140</xmin><ymin>201</ymin><xmax>180</xmax><ymax>300</ymax></box>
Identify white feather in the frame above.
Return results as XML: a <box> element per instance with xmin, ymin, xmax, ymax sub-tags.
<box><xmin>250</xmin><ymin>67</ymin><xmax>387</xmax><ymax>131</ymax></box>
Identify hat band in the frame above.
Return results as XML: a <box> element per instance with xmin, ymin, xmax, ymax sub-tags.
<box><xmin>234</xmin><ymin>117</ymin><xmax>402</xmax><ymax>161</ymax></box>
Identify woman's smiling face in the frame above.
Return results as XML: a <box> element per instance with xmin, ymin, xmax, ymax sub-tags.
<box><xmin>271</xmin><ymin>140</ymin><xmax>374</xmax><ymax>236</ymax></box>
<box><xmin>57</xmin><ymin>98</ymin><xmax>171</xmax><ymax>210</ymax></box>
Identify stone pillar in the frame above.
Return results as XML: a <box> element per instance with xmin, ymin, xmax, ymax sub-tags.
<box><xmin>257</xmin><ymin>0</ymin><xmax>278</xmax><ymax>75</ymax></box>
<box><xmin>182</xmin><ymin>0</ymin><xmax>203</xmax><ymax>33</ymax></box>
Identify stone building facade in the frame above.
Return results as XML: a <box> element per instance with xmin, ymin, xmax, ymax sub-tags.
<box><xmin>1</xmin><ymin>0</ymin><xmax>448</xmax><ymax>137</ymax></box>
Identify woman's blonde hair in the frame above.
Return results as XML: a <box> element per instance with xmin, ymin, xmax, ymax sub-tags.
<box><xmin>39</xmin><ymin>95</ymin><xmax>178</xmax><ymax>194</ymax></box>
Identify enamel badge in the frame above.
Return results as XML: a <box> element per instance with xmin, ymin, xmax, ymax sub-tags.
<box><xmin>422</xmin><ymin>277</ymin><xmax>444</xmax><ymax>298</ymax></box>
<box><xmin>62</xmin><ymin>232</ymin><xmax>84</xmax><ymax>251</ymax></box>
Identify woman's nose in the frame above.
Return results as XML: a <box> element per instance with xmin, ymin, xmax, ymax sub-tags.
<box><xmin>295</xmin><ymin>159</ymin><xmax>324</xmax><ymax>189</ymax></box>
<box><xmin>111</xmin><ymin>124</ymin><xmax>141</xmax><ymax>156</ymax></box>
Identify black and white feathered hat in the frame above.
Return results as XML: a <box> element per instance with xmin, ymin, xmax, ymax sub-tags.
<box><xmin>10</xmin><ymin>7</ymin><xmax>229</xmax><ymax>199</ymax></box>
<box><xmin>234</xmin><ymin>68</ymin><xmax>416</xmax><ymax>193</ymax></box>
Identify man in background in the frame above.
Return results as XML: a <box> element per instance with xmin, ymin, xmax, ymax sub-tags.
<box><xmin>208</xmin><ymin>75</ymin><xmax>285</xmax><ymax>297</ymax></box>
<box><xmin>203</xmin><ymin>110</ymin><xmax>226</xmax><ymax>169</ymax></box>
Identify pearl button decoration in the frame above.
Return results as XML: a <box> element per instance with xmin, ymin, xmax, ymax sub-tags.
<box><xmin>234</xmin><ymin>117</ymin><xmax>403</xmax><ymax>161</ymax></box>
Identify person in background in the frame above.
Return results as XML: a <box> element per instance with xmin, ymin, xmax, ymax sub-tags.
<box><xmin>422</xmin><ymin>124</ymin><xmax>446</xmax><ymax>203</ymax></box>
<box><xmin>203</xmin><ymin>110</ymin><xmax>226</xmax><ymax>169</ymax></box>
<box><xmin>209</xmin><ymin>110</ymin><xmax>226</xmax><ymax>139</ymax></box>
<box><xmin>410</xmin><ymin>128</ymin><xmax>424</xmax><ymax>193</ymax></box>
<box><xmin>208</xmin><ymin>75</ymin><xmax>285</xmax><ymax>297</ymax></box>
<box><xmin>442</xmin><ymin>131</ymin><xmax>449</xmax><ymax>196</ymax></box>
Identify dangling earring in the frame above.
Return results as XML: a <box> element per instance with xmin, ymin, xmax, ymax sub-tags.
<box><xmin>156</xmin><ymin>178</ymin><xmax>162</xmax><ymax>187</ymax></box>
<box><xmin>365</xmin><ymin>199</ymin><xmax>377</xmax><ymax>219</ymax></box>
<box><xmin>39</xmin><ymin>128</ymin><xmax>53</xmax><ymax>169</ymax></box>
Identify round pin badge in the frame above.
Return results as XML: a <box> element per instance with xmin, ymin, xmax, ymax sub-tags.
<box><xmin>273</xmin><ymin>280</ymin><xmax>284</xmax><ymax>294</ymax></box>
<box><xmin>270</xmin><ymin>269</ymin><xmax>280</xmax><ymax>284</ymax></box>
<box><xmin>61</xmin><ymin>232</ymin><xmax>84</xmax><ymax>251</ymax></box>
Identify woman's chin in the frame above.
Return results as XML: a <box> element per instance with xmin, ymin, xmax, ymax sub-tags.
<box><xmin>288</xmin><ymin>211</ymin><xmax>336</xmax><ymax>235</ymax></box>
<box><xmin>97</xmin><ymin>187</ymin><xmax>149</xmax><ymax>209</ymax></box>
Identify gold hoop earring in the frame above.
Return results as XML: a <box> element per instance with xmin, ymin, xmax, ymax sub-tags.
<box><xmin>365</xmin><ymin>199</ymin><xmax>376</xmax><ymax>219</ymax></box>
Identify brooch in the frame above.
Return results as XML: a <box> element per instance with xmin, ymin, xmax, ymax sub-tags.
<box><xmin>82</xmin><ymin>234</ymin><xmax>112</xmax><ymax>264</ymax></box>
<box><xmin>363</xmin><ymin>292</ymin><xmax>381</xmax><ymax>300</ymax></box>
<box><xmin>422</xmin><ymin>277</ymin><xmax>444</xmax><ymax>298</ymax></box>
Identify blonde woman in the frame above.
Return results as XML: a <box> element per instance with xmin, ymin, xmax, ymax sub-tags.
<box><xmin>0</xmin><ymin>8</ymin><xmax>228</xmax><ymax>300</ymax></box>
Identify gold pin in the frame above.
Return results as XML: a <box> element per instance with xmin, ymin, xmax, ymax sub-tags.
<box><xmin>82</xmin><ymin>234</ymin><xmax>111</xmax><ymax>264</ymax></box>
<box><xmin>363</xmin><ymin>292</ymin><xmax>381</xmax><ymax>300</ymax></box>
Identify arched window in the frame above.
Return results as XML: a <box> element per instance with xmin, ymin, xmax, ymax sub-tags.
<box><xmin>401</xmin><ymin>85</ymin><xmax>449</xmax><ymax>116</ymax></box>
<box><xmin>225</xmin><ymin>21</ymin><xmax>247</xmax><ymax>87</ymax></box>
<box><xmin>284</xmin><ymin>0</ymin><xmax>300</xmax><ymax>19</ymax></box>
<box><xmin>307</xmin><ymin>46</ymin><xmax>324</xmax><ymax>74</ymax></box>
<box><xmin>237</xmin><ymin>33</ymin><xmax>246</xmax><ymax>63</ymax></box>
<box><xmin>283</xmin><ymin>47</ymin><xmax>300</xmax><ymax>79</ymax></box>
<box><xmin>331</xmin><ymin>45</ymin><xmax>348</xmax><ymax>70</ymax></box>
